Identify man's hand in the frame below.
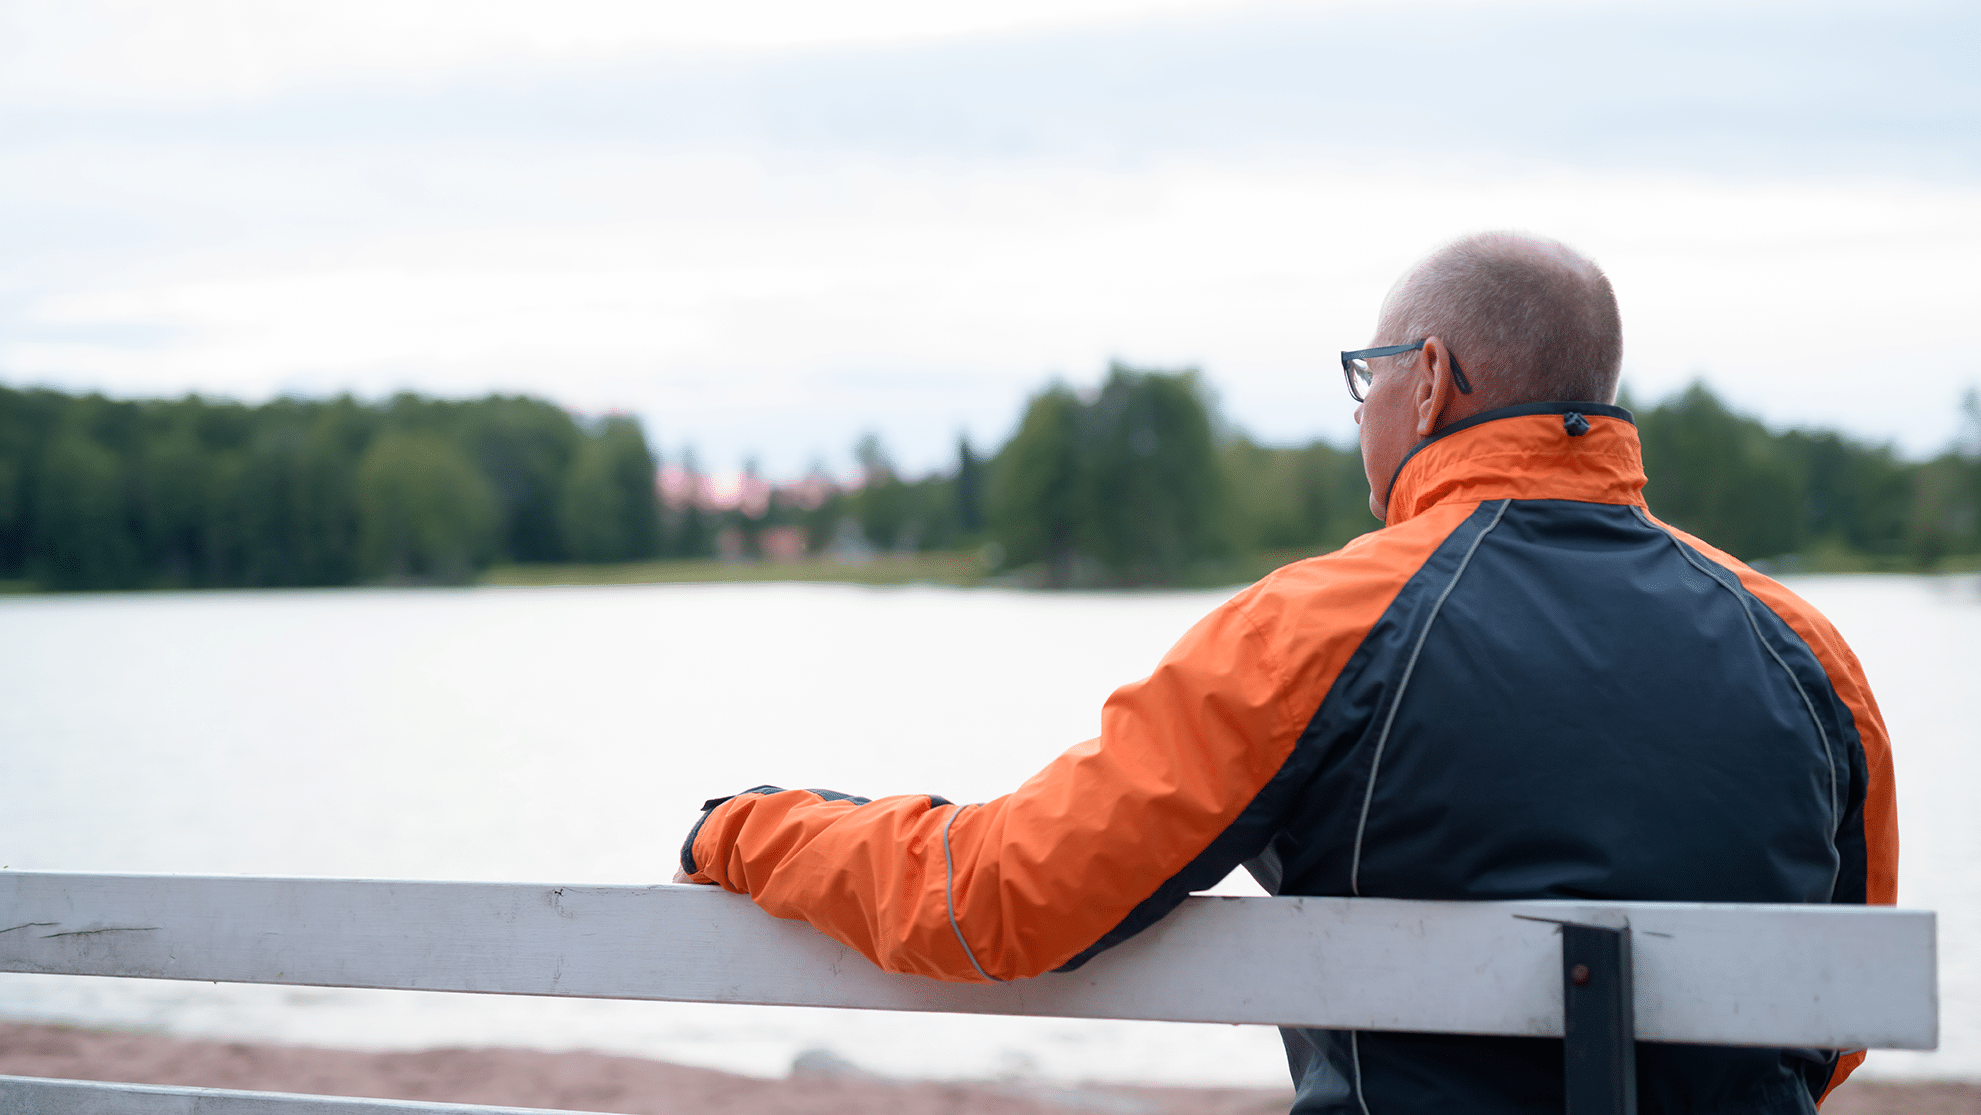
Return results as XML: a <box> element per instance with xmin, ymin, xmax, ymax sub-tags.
<box><xmin>672</xmin><ymin>869</ymin><xmax>711</xmax><ymax>885</ymax></box>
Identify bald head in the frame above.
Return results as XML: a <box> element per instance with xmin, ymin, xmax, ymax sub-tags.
<box><xmin>1378</xmin><ymin>232</ymin><xmax>1622</xmax><ymax>408</ymax></box>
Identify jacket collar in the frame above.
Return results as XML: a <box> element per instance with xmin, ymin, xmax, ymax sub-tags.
<box><xmin>1385</xmin><ymin>402</ymin><xmax>1647</xmax><ymax>526</ymax></box>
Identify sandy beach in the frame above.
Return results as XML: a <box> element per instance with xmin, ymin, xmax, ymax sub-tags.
<box><xmin>1</xmin><ymin>1022</ymin><xmax>1975</xmax><ymax>1114</ymax></box>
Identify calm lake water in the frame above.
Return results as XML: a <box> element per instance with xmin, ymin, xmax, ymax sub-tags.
<box><xmin>1</xmin><ymin>576</ymin><xmax>1975</xmax><ymax>1085</ymax></box>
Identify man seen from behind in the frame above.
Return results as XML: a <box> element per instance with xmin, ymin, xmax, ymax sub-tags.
<box><xmin>675</xmin><ymin>231</ymin><xmax>1899</xmax><ymax>1114</ymax></box>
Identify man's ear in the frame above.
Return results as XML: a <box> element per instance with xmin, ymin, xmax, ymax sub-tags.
<box><xmin>1414</xmin><ymin>336</ymin><xmax>1459</xmax><ymax>439</ymax></box>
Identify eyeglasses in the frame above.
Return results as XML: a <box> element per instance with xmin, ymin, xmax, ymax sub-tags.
<box><xmin>1339</xmin><ymin>339</ymin><xmax>1473</xmax><ymax>403</ymax></box>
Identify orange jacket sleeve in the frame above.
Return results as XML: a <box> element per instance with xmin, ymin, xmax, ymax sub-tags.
<box><xmin>680</xmin><ymin>590</ymin><xmax>1298</xmax><ymax>982</ymax></box>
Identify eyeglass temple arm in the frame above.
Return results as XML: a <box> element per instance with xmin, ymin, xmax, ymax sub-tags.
<box><xmin>1447</xmin><ymin>352</ymin><xmax>1472</xmax><ymax>394</ymax></box>
<box><xmin>1340</xmin><ymin>342</ymin><xmax>1474</xmax><ymax>395</ymax></box>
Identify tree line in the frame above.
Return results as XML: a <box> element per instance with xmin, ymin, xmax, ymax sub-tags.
<box><xmin>0</xmin><ymin>389</ymin><xmax>660</xmax><ymax>590</ymax></box>
<box><xmin>836</xmin><ymin>368</ymin><xmax>1981</xmax><ymax>586</ymax></box>
<box><xmin>1630</xmin><ymin>383</ymin><xmax>1981</xmax><ymax>572</ymax></box>
<box><xmin>1</xmin><ymin>372</ymin><xmax>1976</xmax><ymax>592</ymax></box>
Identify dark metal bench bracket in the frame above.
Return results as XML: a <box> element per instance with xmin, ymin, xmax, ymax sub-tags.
<box><xmin>1564</xmin><ymin>922</ymin><xmax>1636</xmax><ymax>1115</ymax></box>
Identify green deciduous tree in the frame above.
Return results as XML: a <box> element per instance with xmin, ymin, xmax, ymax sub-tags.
<box><xmin>1637</xmin><ymin>383</ymin><xmax>1800</xmax><ymax>560</ymax></box>
<box><xmin>990</xmin><ymin>366</ymin><xmax>1226</xmax><ymax>586</ymax></box>
<box><xmin>35</xmin><ymin>427</ymin><xmax>138</xmax><ymax>590</ymax></box>
<box><xmin>356</xmin><ymin>431</ymin><xmax>497</xmax><ymax>582</ymax></box>
<box><xmin>1221</xmin><ymin>435</ymin><xmax>1375</xmax><ymax>557</ymax></box>
<box><xmin>849</xmin><ymin>434</ymin><xmax>916</xmax><ymax>553</ymax></box>
<box><xmin>954</xmin><ymin>435</ymin><xmax>985</xmax><ymax>538</ymax></box>
<box><xmin>990</xmin><ymin>384</ymin><xmax>1087</xmax><ymax>585</ymax></box>
<box><xmin>459</xmin><ymin>397</ymin><xmax>583</xmax><ymax>563</ymax></box>
<box><xmin>664</xmin><ymin>448</ymin><xmax>714</xmax><ymax>560</ymax></box>
<box><xmin>560</xmin><ymin>416</ymin><xmax>660</xmax><ymax>562</ymax></box>
<box><xmin>1906</xmin><ymin>454</ymin><xmax>1979</xmax><ymax>568</ymax></box>
<box><xmin>1081</xmin><ymin>366</ymin><xmax>1226</xmax><ymax>583</ymax></box>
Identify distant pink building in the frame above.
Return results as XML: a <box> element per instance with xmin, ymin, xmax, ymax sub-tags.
<box><xmin>657</xmin><ymin>465</ymin><xmax>837</xmax><ymax>520</ymax></box>
<box><xmin>715</xmin><ymin>525</ymin><xmax>808</xmax><ymax>563</ymax></box>
<box><xmin>759</xmin><ymin>526</ymin><xmax>807</xmax><ymax>562</ymax></box>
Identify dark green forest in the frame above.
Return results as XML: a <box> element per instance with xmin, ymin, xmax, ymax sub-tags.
<box><xmin>0</xmin><ymin>390</ymin><xmax>661</xmax><ymax>590</ymax></box>
<box><xmin>1</xmin><ymin>371</ymin><xmax>1976</xmax><ymax>592</ymax></box>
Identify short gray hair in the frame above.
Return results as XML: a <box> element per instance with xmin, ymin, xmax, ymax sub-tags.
<box><xmin>1378</xmin><ymin>232</ymin><xmax>1622</xmax><ymax>406</ymax></box>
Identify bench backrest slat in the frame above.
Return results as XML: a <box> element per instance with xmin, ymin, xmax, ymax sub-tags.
<box><xmin>0</xmin><ymin>871</ymin><xmax>1937</xmax><ymax>1050</ymax></box>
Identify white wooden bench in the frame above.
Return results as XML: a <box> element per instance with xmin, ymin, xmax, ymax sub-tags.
<box><xmin>0</xmin><ymin>871</ymin><xmax>1938</xmax><ymax>1115</ymax></box>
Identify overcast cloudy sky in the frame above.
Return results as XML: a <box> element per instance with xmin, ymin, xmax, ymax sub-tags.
<box><xmin>1</xmin><ymin>0</ymin><xmax>1975</xmax><ymax>478</ymax></box>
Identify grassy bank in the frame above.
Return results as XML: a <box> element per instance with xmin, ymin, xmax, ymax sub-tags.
<box><xmin>481</xmin><ymin>551</ymin><xmax>992</xmax><ymax>588</ymax></box>
<box><xmin>480</xmin><ymin>547</ymin><xmax>1350</xmax><ymax>591</ymax></box>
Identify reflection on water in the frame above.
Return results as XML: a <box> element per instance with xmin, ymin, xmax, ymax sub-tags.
<box><xmin>0</xmin><ymin>577</ymin><xmax>1974</xmax><ymax>1083</ymax></box>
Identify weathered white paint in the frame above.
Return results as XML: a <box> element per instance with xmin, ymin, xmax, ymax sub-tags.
<box><xmin>0</xmin><ymin>1075</ymin><xmax>600</xmax><ymax>1115</ymax></box>
<box><xmin>0</xmin><ymin>872</ymin><xmax>1937</xmax><ymax>1050</ymax></box>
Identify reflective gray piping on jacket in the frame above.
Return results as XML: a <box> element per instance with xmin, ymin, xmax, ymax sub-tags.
<box><xmin>942</xmin><ymin>804</ymin><xmax>1000</xmax><ymax>983</ymax></box>
<box><xmin>1634</xmin><ymin>507</ymin><xmax>1843</xmax><ymax>829</ymax></box>
<box><xmin>1351</xmin><ymin>1030</ymin><xmax>1373</xmax><ymax>1115</ymax></box>
<box><xmin>1350</xmin><ymin>498</ymin><xmax>1511</xmax><ymax>897</ymax></box>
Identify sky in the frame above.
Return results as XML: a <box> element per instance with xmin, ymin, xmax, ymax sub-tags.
<box><xmin>1</xmin><ymin>0</ymin><xmax>1976</xmax><ymax>479</ymax></box>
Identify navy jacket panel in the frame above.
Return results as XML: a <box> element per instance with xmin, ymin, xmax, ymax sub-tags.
<box><xmin>1348</xmin><ymin>498</ymin><xmax>1845</xmax><ymax>906</ymax></box>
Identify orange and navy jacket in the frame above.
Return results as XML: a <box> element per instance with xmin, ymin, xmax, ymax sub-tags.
<box><xmin>681</xmin><ymin>402</ymin><xmax>1898</xmax><ymax>1114</ymax></box>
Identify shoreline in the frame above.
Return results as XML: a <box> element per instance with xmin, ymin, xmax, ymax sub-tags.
<box><xmin>3</xmin><ymin>1023</ymin><xmax>1978</xmax><ymax>1114</ymax></box>
<box><xmin>0</xmin><ymin>1022</ymin><xmax>1289</xmax><ymax>1114</ymax></box>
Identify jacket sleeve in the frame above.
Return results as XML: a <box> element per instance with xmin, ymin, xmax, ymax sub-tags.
<box><xmin>679</xmin><ymin>587</ymin><xmax>1311</xmax><ymax>983</ymax></box>
<box><xmin>1719</xmin><ymin>561</ymin><xmax>1900</xmax><ymax>1105</ymax></box>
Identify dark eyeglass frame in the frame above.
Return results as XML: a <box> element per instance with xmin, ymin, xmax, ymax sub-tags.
<box><xmin>1340</xmin><ymin>339</ymin><xmax>1473</xmax><ymax>403</ymax></box>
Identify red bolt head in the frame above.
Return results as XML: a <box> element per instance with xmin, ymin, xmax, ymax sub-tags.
<box><xmin>1571</xmin><ymin>964</ymin><xmax>1592</xmax><ymax>986</ymax></box>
